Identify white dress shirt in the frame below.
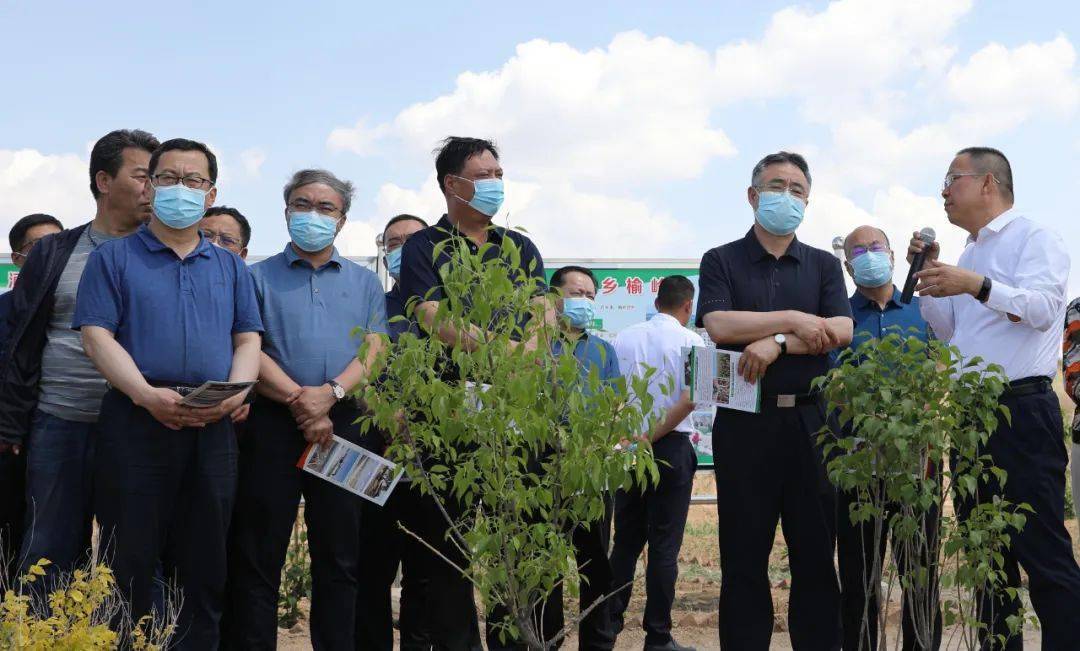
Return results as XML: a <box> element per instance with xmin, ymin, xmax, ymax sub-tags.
<box><xmin>614</xmin><ymin>312</ymin><xmax>705</xmax><ymax>434</ymax></box>
<box><xmin>920</xmin><ymin>209</ymin><xmax>1070</xmax><ymax>380</ymax></box>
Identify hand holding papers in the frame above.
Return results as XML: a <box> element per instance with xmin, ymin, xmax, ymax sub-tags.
<box><xmin>298</xmin><ymin>434</ymin><xmax>404</xmax><ymax>506</ymax></box>
<box><xmin>177</xmin><ymin>381</ymin><xmax>256</xmax><ymax>408</ymax></box>
<box><xmin>683</xmin><ymin>346</ymin><xmax>761</xmax><ymax>413</ymax></box>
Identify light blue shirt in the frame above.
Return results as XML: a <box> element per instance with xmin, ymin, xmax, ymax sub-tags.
<box><xmin>251</xmin><ymin>244</ymin><xmax>387</xmax><ymax>388</ymax></box>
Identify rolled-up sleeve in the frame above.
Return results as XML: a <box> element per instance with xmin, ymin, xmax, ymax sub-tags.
<box><xmin>983</xmin><ymin>229</ymin><xmax>1069</xmax><ymax>332</ymax></box>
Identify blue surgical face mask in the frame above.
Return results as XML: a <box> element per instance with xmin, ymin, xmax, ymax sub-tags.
<box><xmin>453</xmin><ymin>176</ymin><xmax>504</xmax><ymax>217</ymax></box>
<box><xmin>755</xmin><ymin>191</ymin><xmax>805</xmax><ymax>236</ymax></box>
<box><xmin>153</xmin><ymin>185</ymin><xmax>208</xmax><ymax>230</ymax></box>
<box><xmin>850</xmin><ymin>250</ymin><xmax>893</xmax><ymax>288</ymax></box>
<box><xmin>288</xmin><ymin>212</ymin><xmax>339</xmax><ymax>252</ymax></box>
<box><xmin>563</xmin><ymin>297</ymin><xmax>596</xmax><ymax>329</ymax></box>
<box><xmin>386</xmin><ymin>246</ymin><xmax>403</xmax><ymax>279</ymax></box>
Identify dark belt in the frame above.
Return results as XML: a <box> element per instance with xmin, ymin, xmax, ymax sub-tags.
<box><xmin>765</xmin><ymin>391</ymin><xmax>821</xmax><ymax>409</ymax></box>
<box><xmin>144</xmin><ymin>379</ymin><xmax>203</xmax><ymax>396</ymax></box>
<box><xmin>1002</xmin><ymin>376</ymin><xmax>1051</xmax><ymax>399</ymax></box>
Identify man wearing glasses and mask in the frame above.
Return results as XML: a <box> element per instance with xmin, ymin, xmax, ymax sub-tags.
<box><xmin>75</xmin><ymin>138</ymin><xmax>263</xmax><ymax>649</ymax></box>
<box><xmin>223</xmin><ymin>169</ymin><xmax>388</xmax><ymax>650</ymax></box>
<box><xmin>697</xmin><ymin>151</ymin><xmax>852</xmax><ymax>650</ymax></box>
<box><xmin>834</xmin><ymin>225</ymin><xmax>939</xmax><ymax>651</ymax></box>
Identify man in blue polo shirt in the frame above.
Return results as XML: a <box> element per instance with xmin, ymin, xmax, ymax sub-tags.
<box><xmin>549</xmin><ymin>265</ymin><xmax>620</xmax><ymax>650</ymax></box>
<box><xmin>223</xmin><ymin>169</ymin><xmax>387</xmax><ymax>650</ymax></box>
<box><xmin>74</xmin><ymin>138</ymin><xmax>262</xmax><ymax>650</ymax></box>
<box><xmin>833</xmin><ymin>225</ymin><xmax>939</xmax><ymax>651</ymax></box>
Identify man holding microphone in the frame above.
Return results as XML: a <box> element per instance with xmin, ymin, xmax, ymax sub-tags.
<box><xmin>910</xmin><ymin>146</ymin><xmax>1080</xmax><ymax>648</ymax></box>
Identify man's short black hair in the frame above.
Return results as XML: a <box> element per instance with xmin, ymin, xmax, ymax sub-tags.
<box><xmin>751</xmin><ymin>151</ymin><xmax>812</xmax><ymax>188</ymax></box>
<box><xmin>203</xmin><ymin>206</ymin><xmax>251</xmax><ymax>247</ymax></box>
<box><xmin>383</xmin><ymin>213</ymin><xmax>428</xmax><ymax>235</ymax></box>
<box><xmin>149</xmin><ymin>138</ymin><xmax>218</xmax><ymax>184</ymax></box>
<box><xmin>550</xmin><ymin>265</ymin><xmax>598</xmax><ymax>293</ymax></box>
<box><xmin>656</xmin><ymin>275</ymin><xmax>695</xmax><ymax>311</ymax></box>
<box><xmin>434</xmin><ymin>136</ymin><xmax>499</xmax><ymax>192</ymax></box>
<box><xmin>9</xmin><ymin>213</ymin><xmax>63</xmax><ymax>251</ymax></box>
<box><xmin>957</xmin><ymin>146</ymin><xmax>1014</xmax><ymax>202</ymax></box>
<box><xmin>89</xmin><ymin>129</ymin><xmax>160</xmax><ymax>199</ymax></box>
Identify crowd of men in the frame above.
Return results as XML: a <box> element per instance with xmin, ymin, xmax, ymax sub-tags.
<box><xmin>0</xmin><ymin>128</ymin><xmax>1077</xmax><ymax>651</ymax></box>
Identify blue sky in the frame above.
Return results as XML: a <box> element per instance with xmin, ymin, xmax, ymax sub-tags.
<box><xmin>1</xmin><ymin>1</ymin><xmax>1077</xmax><ymax>289</ymax></box>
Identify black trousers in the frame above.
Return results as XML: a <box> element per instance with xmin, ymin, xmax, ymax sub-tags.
<box><xmin>96</xmin><ymin>388</ymin><xmax>236</xmax><ymax>651</ymax></box>
<box><xmin>713</xmin><ymin>402</ymin><xmax>841</xmax><ymax>651</ymax></box>
<box><xmin>354</xmin><ymin>480</ymin><xmax>434</xmax><ymax>650</ymax></box>
<box><xmin>397</xmin><ymin>484</ymin><xmax>483</xmax><ymax>651</ymax></box>
<box><xmin>836</xmin><ymin>486</ymin><xmax>942</xmax><ymax>651</ymax></box>
<box><xmin>0</xmin><ymin>450</ymin><xmax>25</xmax><ymax>584</ymax></box>
<box><xmin>222</xmin><ymin>398</ymin><xmax>366</xmax><ymax>651</ymax></box>
<box><xmin>486</xmin><ymin>495</ymin><xmax>616</xmax><ymax>651</ymax></box>
<box><xmin>609</xmin><ymin>432</ymin><xmax>697</xmax><ymax>647</ymax></box>
<box><xmin>958</xmin><ymin>388</ymin><xmax>1080</xmax><ymax>650</ymax></box>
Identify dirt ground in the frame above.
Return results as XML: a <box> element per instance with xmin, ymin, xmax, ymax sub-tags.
<box><xmin>276</xmin><ymin>470</ymin><xmax>1069</xmax><ymax>650</ymax></box>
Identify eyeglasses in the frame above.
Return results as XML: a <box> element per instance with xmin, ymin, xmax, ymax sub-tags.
<box><xmin>942</xmin><ymin>172</ymin><xmax>999</xmax><ymax>192</ymax></box>
<box><xmin>287</xmin><ymin>199</ymin><xmax>342</xmax><ymax>218</ymax></box>
<box><xmin>200</xmin><ymin>229</ymin><xmax>241</xmax><ymax>250</ymax></box>
<box><xmin>152</xmin><ymin>173</ymin><xmax>214</xmax><ymax>190</ymax></box>
<box><xmin>11</xmin><ymin>237</ymin><xmax>45</xmax><ymax>262</ymax></box>
<box><xmin>849</xmin><ymin>242</ymin><xmax>889</xmax><ymax>258</ymax></box>
<box><xmin>754</xmin><ymin>181</ymin><xmax>808</xmax><ymax>201</ymax></box>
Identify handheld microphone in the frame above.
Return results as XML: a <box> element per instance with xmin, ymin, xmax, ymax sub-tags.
<box><xmin>831</xmin><ymin>236</ymin><xmax>845</xmax><ymax>260</ymax></box>
<box><xmin>900</xmin><ymin>227</ymin><xmax>936</xmax><ymax>304</ymax></box>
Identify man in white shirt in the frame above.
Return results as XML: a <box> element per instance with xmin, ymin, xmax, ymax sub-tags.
<box><xmin>609</xmin><ymin>275</ymin><xmax>703</xmax><ymax>651</ymax></box>
<box><xmin>911</xmin><ymin>146</ymin><xmax>1080</xmax><ymax>649</ymax></box>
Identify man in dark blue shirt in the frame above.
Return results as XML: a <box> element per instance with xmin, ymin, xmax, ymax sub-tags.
<box><xmin>832</xmin><ymin>225</ymin><xmax>939</xmax><ymax>651</ymax></box>
<box><xmin>696</xmin><ymin>152</ymin><xmax>852</xmax><ymax>650</ymax></box>
<box><xmin>224</xmin><ymin>169</ymin><xmax>389</xmax><ymax>650</ymax></box>
<box><xmin>0</xmin><ymin>214</ymin><xmax>63</xmax><ymax>585</ymax></box>
<box><xmin>355</xmin><ymin>212</ymin><xmax>430</xmax><ymax>651</ymax></box>
<box><xmin>396</xmin><ymin>136</ymin><xmax>549</xmax><ymax>650</ymax></box>
<box><xmin>74</xmin><ymin>138</ymin><xmax>263</xmax><ymax>650</ymax></box>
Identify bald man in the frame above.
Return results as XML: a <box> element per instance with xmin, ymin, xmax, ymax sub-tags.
<box><xmin>833</xmin><ymin>225</ymin><xmax>940</xmax><ymax>651</ymax></box>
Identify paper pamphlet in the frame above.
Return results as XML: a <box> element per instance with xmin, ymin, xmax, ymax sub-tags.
<box><xmin>177</xmin><ymin>381</ymin><xmax>256</xmax><ymax>407</ymax></box>
<box><xmin>297</xmin><ymin>435</ymin><xmax>404</xmax><ymax>506</ymax></box>
<box><xmin>684</xmin><ymin>346</ymin><xmax>761</xmax><ymax>413</ymax></box>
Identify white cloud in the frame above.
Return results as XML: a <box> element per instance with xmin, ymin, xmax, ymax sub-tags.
<box><xmin>327</xmin><ymin>119</ymin><xmax>389</xmax><ymax>156</ymax></box>
<box><xmin>336</xmin><ymin>219</ymin><xmax>382</xmax><ymax>257</ymax></box>
<box><xmin>0</xmin><ymin>149</ymin><xmax>88</xmax><ymax>250</ymax></box>
<box><xmin>713</xmin><ymin>0</ymin><xmax>970</xmax><ymax>114</ymax></box>
<box><xmin>239</xmin><ymin>148</ymin><xmax>267</xmax><ymax>178</ymax></box>
<box><xmin>329</xmin><ymin>31</ymin><xmax>736</xmax><ymax>183</ymax></box>
<box><xmin>946</xmin><ymin>35</ymin><xmax>1079</xmax><ymax>131</ymax></box>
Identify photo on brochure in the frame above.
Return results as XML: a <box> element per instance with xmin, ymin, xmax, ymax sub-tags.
<box><xmin>297</xmin><ymin>434</ymin><xmax>405</xmax><ymax>507</ymax></box>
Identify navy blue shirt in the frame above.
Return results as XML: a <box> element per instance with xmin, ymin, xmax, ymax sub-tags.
<box><xmin>696</xmin><ymin>228</ymin><xmax>852</xmax><ymax>395</ymax></box>
<box><xmin>252</xmin><ymin>244</ymin><xmax>387</xmax><ymax>388</ymax></box>
<box><xmin>830</xmin><ymin>287</ymin><xmax>929</xmax><ymax>366</ymax></box>
<box><xmin>0</xmin><ymin>291</ymin><xmax>11</xmax><ymax>358</ymax></box>
<box><xmin>398</xmin><ymin>214</ymin><xmax>546</xmax><ymax>338</ymax></box>
<box><xmin>73</xmin><ymin>225</ymin><xmax>263</xmax><ymax>384</ymax></box>
<box><xmin>554</xmin><ymin>332</ymin><xmax>621</xmax><ymax>385</ymax></box>
<box><xmin>385</xmin><ymin>284</ymin><xmax>419</xmax><ymax>343</ymax></box>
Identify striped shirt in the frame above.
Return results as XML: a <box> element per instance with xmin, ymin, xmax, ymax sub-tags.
<box><xmin>38</xmin><ymin>227</ymin><xmax>122</xmax><ymax>422</ymax></box>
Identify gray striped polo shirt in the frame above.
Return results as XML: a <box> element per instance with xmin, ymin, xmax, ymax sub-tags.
<box><xmin>37</xmin><ymin>227</ymin><xmax>122</xmax><ymax>422</ymax></box>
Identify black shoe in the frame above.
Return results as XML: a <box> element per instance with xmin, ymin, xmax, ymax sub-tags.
<box><xmin>644</xmin><ymin>640</ymin><xmax>696</xmax><ymax>651</ymax></box>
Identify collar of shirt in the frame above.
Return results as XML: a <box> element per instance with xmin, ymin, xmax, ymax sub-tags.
<box><xmin>136</xmin><ymin>224</ymin><xmax>212</xmax><ymax>260</ymax></box>
<box><xmin>967</xmin><ymin>207</ymin><xmax>1019</xmax><ymax>244</ymax></box>
<box><xmin>851</xmin><ymin>286</ymin><xmax>903</xmax><ymax>313</ymax></box>
<box><xmin>434</xmin><ymin>214</ymin><xmax>508</xmax><ymax>245</ymax></box>
<box><xmin>743</xmin><ymin>227</ymin><xmax>805</xmax><ymax>264</ymax></box>
<box><xmin>283</xmin><ymin>242</ymin><xmax>343</xmax><ymax>270</ymax></box>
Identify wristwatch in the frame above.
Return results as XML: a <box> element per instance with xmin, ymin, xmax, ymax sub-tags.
<box><xmin>976</xmin><ymin>276</ymin><xmax>992</xmax><ymax>303</ymax></box>
<box><xmin>327</xmin><ymin>380</ymin><xmax>346</xmax><ymax>401</ymax></box>
<box><xmin>773</xmin><ymin>333</ymin><xmax>787</xmax><ymax>355</ymax></box>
